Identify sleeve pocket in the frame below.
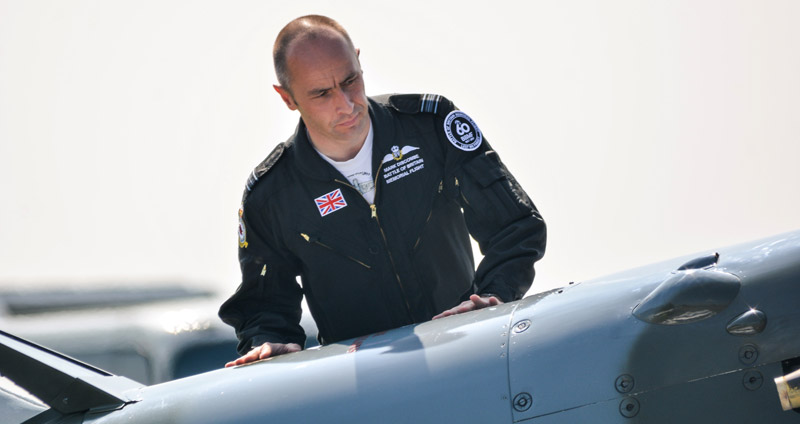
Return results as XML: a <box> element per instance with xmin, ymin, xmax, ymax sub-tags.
<box><xmin>459</xmin><ymin>151</ymin><xmax>533</xmax><ymax>236</ymax></box>
<box><xmin>463</xmin><ymin>151</ymin><xmax>506</xmax><ymax>187</ymax></box>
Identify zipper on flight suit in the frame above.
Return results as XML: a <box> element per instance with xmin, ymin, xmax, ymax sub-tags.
<box><xmin>299</xmin><ymin>232</ymin><xmax>371</xmax><ymax>269</ymax></box>
<box><xmin>334</xmin><ymin>174</ymin><xmax>415</xmax><ymax>321</ymax></box>
<box><xmin>455</xmin><ymin>176</ymin><xmax>471</xmax><ymax>207</ymax></box>
<box><xmin>412</xmin><ymin>180</ymin><xmax>443</xmax><ymax>251</ymax></box>
<box><xmin>368</xmin><ymin>203</ymin><xmax>414</xmax><ymax>320</ymax></box>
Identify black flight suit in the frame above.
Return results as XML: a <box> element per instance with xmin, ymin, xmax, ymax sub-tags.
<box><xmin>219</xmin><ymin>94</ymin><xmax>546</xmax><ymax>354</ymax></box>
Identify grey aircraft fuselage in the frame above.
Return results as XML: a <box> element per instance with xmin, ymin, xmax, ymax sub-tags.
<box><xmin>2</xmin><ymin>230</ymin><xmax>800</xmax><ymax>423</ymax></box>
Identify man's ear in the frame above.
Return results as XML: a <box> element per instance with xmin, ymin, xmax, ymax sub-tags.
<box><xmin>273</xmin><ymin>85</ymin><xmax>297</xmax><ymax>111</ymax></box>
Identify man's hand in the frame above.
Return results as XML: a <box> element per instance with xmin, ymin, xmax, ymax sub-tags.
<box><xmin>225</xmin><ymin>342</ymin><xmax>302</xmax><ymax>367</ymax></box>
<box><xmin>432</xmin><ymin>294</ymin><xmax>503</xmax><ymax>320</ymax></box>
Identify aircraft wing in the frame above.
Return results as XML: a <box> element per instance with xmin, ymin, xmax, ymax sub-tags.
<box><xmin>2</xmin><ymin>231</ymin><xmax>800</xmax><ymax>423</ymax></box>
<box><xmin>0</xmin><ymin>330</ymin><xmax>143</xmax><ymax>420</ymax></box>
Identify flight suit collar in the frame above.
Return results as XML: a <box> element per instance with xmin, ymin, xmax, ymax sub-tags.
<box><xmin>367</xmin><ymin>97</ymin><xmax>399</xmax><ymax>176</ymax></box>
<box><xmin>293</xmin><ymin>97</ymin><xmax>398</xmax><ymax>181</ymax></box>
<box><xmin>292</xmin><ymin>119</ymin><xmax>340</xmax><ymax>181</ymax></box>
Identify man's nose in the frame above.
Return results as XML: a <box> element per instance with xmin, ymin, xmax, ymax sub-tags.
<box><xmin>333</xmin><ymin>88</ymin><xmax>354</xmax><ymax>113</ymax></box>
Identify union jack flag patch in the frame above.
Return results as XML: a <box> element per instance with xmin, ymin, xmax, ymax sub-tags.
<box><xmin>315</xmin><ymin>188</ymin><xmax>347</xmax><ymax>217</ymax></box>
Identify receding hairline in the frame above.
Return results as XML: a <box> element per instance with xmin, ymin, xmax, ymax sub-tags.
<box><xmin>273</xmin><ymin>15</ymin><xmax>356</xmax><ymax>91</ymax></box>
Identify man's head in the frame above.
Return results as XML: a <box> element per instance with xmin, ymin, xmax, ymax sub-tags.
<box><xmin>273</xmin><ymin>15</ymin><xmax>356</xmax><ymax>93</ymax></box>
<box><xmin>272</xmin><ymin>15</ymin><xmax>369</xmax><ymax>160</ymax></box>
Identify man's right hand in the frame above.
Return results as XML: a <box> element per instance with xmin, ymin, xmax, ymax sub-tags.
<box><xmin>225</xmin><ymin>342</ymin><xmax>302</xmax><ymax>367</ymax></box>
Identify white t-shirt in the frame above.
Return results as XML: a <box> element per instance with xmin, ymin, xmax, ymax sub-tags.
<box><xmin>315</xmin><ymin>120</ymin><xmax>376</xmax><ymax>204</ymax></box>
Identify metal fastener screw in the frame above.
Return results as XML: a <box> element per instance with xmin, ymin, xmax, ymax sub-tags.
<box><xmin>513</xmin><ymin>392</ymin><xmax>533</xmax><ymax>412</ymax></box>
<box><xmin>739</xmin><ymin>344</ymin><xmax>759</xmax><ymax>365</ymax></box>
<box><xmin>742</xmin><ymin>370</ymin><xmax>763</xmax><ymax>391</ymax></box>
<box><xmin>615</xmin><ymin>374</ymin><xmax>635</xmax><ymax>394</ymax></box>
<box><xmin>513</xmin><ymin>320</ymin><xmax>531</xmax><ymax>334</ymax></box>
<box><xmin>619</xmin><ymin>397</ymin><xmax>640</xmax><ymax>418</ymax></box>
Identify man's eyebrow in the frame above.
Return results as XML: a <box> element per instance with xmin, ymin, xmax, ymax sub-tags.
<box><xmin>306</xmin><ymin>85</ymin><xmax>332</xmax><ymax>97</ymax></box>
<box><xmin>340</xmin><ymin>71</ymin><xmax>359</xmax><ymax>83</ymax></box>
<box><xmin>306</xmin><ymin>72</ymin><xmax>360</xmax><ymax>96</ymax></box>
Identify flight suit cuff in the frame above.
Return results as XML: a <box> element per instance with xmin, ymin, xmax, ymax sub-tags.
<box><xmin>477</xmin><ymin>281</ymin><xmax>515</xmax><ymax>303</ymax></box>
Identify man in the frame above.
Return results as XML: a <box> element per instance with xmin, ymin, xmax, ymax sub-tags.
<box><xmin>219</xmin><ymin>15</ymin><xmax>546</xmax><ymax>367</ymax></box>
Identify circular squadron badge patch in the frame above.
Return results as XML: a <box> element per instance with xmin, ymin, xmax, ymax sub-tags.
<box><xmin>443</xmin><ymin>110</ymin><xmax>482</xmax><ymax>151</ymax></box>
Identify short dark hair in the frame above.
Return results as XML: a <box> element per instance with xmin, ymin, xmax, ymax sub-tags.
<box><xmin>273</xmin><ymin>15</ymin><xmax>356</xmax><ymax>93</ymax></box>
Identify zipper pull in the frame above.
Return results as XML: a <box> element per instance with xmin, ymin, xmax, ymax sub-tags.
<box><xmin>260</xmin><ymin>265</ymin><xmax>267</xmax><ymax>276</ymax></box>
<box><xmin>438</xmin><ymin>180</ymin><xmax>443</xmax><ymax>193</ymax></box>
<box><xmin>300</xmin><ymin>233</ymin><xmax>310</xmax><ymax>242</ymax></box>
<box><xmin>370</xmin><ymin>204</ymin><xmax>377</xmax><ymax>219</ymax></box>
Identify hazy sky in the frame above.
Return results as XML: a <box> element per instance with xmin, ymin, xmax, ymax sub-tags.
<box><xmin>1</xmin><ymin>0</ymin><xmax>798</xmax><ymax>295</ymax></box>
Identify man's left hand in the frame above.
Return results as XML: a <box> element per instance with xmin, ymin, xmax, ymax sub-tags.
<box><xmin>432</xmin><ymin>294</ymin><xmax>503</xmax><ymax>320</ymax></box>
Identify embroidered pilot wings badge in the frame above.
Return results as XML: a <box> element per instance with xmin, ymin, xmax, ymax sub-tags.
<box><xmin>381</xmin><ymin>145</ymin><xmax>419</xmax><ymax>165</ymax></box>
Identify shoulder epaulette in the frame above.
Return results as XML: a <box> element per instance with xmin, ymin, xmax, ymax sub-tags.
<box><xmin>387</xmin><ymin>93</ymin><xmax>455</xmax><ymax>118</ymax></box>
<box><xmin>385</xmin><ymin>93</ymin><xmax>485</xmax><ymax>153</ymax></box>
<box><xmin>243</xmin><ymin>142</ymin><xmax>286</xmax><ymax>199</ymax></box>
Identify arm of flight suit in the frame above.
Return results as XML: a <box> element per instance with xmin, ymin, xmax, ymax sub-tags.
<box><xmin>451</xmin><ymin>138</ymin><xmax>547</xmax><ymax>302</ymax></box>
<box><xmin>218</xmin><ymin>196</ymin><xmax>306</xmax><ymax>355</ymax></box>
<box><xmin>384</xmin><ymin>93</ymin><xmax>546</xmax><ymax>303</ymax></box>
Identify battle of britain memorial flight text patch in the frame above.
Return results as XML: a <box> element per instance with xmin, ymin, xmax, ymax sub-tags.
<box><xmin>444</xmin><ymin>110</ymin><xmax>482</xmax><ymax>151</ymax></box>
<box><xmin>381</xmin><ymin>145</ymin><xmax>424</xmax><ymax>185</ymax></box>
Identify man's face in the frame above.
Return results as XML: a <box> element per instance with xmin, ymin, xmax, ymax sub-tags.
<box><xmin>275</xmin><ymin>33</ymin><xmax>369</xmax><ymax>151</ymax></box>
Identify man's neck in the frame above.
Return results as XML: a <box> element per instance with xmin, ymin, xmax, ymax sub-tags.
<box><xmin>307</xmin><ymin>121</ymin><xmax>372</xmax><ymax>162</ymax></box>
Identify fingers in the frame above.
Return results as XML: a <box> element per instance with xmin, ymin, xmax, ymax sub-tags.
<box><xmin>471</xmin><ymin>294</ymin><xmax>502</xmax><ymax>307</ymax></box>
<box><xmin>431</xmin><ymin>308</ymin><xmax>451</xmax><ymax>320</ymax></box>
<box><xmin>432</xmin><ymin>300</ymin><xmax>472</xmax><ymax>320</ymax></box>
<box><xmin>432</xmin><ymin>295</ymin><xmax>503</xmax><ymax>320</ymax></box>
<box><xmin>432</xmin><ymin>307</ymin><xmax>449</xmax><ymax>320</ymax></box>
<box><xmin>271</xmin><ymin>343</ymin><xmax>301</xmax><ymax>357</ymax></box>
<box><xmin>225</xmin><ymin>342</ymin><xmax>301</xmax><ymax>368</ymax></box>
<box><xmin>469</xmin><ymin>294</ymin><xmax>487</xmax><ymax>307</ymax></box>
<box><xmin>225</xmin><ymin>345</ymin><xmax>266</xmax><ymax>367</ymax></box>
<box><xmin>433</xmin><ymin>300</ymin><xmax>477</xmax><ymax>320</ymax></box>
<box><xmin>258</xmin><ymin>343</ymin><xmax>274</xmax><ymax>360</ymax></box>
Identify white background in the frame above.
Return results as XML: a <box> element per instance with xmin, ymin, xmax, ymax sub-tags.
<box><xmin>1</xmin><ymin>1</ymin><xmax>798</xmax><ymax>295</ymax></box>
